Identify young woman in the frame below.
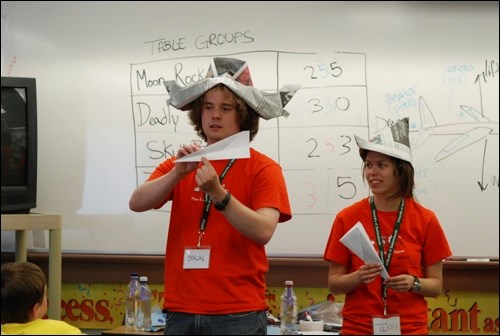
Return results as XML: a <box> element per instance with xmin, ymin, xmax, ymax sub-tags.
<box><xmin>324</xmin><ymin>118</ymin><xmax>452</xmax><ymax>335</ymax></box>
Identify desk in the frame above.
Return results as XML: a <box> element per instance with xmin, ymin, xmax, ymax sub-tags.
<box><xmin>101</xmin><ymin>326</ymin><xmax>164</xmax><ymax>335</ymax></box>
<box><xmin>1</xmin><ymin>214</ymin><xmax>62</xmax><ymax>320</ymax></box>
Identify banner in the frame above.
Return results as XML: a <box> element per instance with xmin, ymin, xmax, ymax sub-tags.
<box><xmin>56</xmin><ymin>283</ymin><xmax>498</xmax><ymax>334</ymax></box>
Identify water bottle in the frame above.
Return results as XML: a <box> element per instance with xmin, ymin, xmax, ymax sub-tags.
<box><xmin>280</xmin><ymin>280</ymin><xmax>298</xmax><ymax>335</ymax></box>
<box><xmin>125</xmin><ymin>272</ymin><xmax>139</xmax><ymax>327</ymax></box>
<box><xmin>134</xmin><ymin>276</ymin><xmax>152</xmax><ymax>331</ymax></box>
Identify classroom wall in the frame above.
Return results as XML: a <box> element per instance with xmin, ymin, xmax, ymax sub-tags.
<box><xmin>1</xmin><ymin>1</ymin><xmax>498</xmax><ymax>257</ymax></box>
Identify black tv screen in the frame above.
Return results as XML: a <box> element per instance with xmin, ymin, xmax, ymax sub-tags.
<box><xmin>1</xmin><ymin>77</ymin><xmax>38</xmax><ymax>214</ymax></box>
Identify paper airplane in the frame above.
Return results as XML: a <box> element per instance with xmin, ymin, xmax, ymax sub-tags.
<box><xmin>339</xmin><ymin>222</ymin><xmax>389</xmax><ymax>279</ymax></box>
<box><xmin>175</xmin><ymin>131</ymin><xmax>250</xmax><ymax>163</ymax></box>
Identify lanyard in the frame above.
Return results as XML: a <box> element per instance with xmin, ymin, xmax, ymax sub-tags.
<box><xmin>369</xmin><ymin>196</ymin><xmax>405</xmax><ymax>315</ymax></box>
<box><xmin>197</xmin><ymin>158</ymin><xmax>236</xmax><ymax>247</ymax></box>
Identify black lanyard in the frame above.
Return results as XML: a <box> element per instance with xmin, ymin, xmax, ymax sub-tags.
<box><xmin>369</xmin><ymin>196</ymin><xmax>405</xmax><ymax>315</ymax></box>
<box><xmin>197</xmin><ymin>158</ymin><xmax>236</xmax><ymax>247</ymax></box>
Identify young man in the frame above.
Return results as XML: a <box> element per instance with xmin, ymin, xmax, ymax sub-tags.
<box><xmin>1</xmin><ymin>261</ymin><xmax>82</xmax><ymax>334</ymax></box>
<box><xmin>129</xmin><ymin>58</ymin><xmax>299</xmax><ymax>335</ymax></box>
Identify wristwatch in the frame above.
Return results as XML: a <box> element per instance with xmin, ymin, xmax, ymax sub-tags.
<box><xmin>410</xmin><ymin>275</ymin><xmax>421</xmax><ymax>292</ymax></box>
<box><xmin>214</xmin><ymin>191</ymin><xmax>231</xmax><ymax>211</ymax></box>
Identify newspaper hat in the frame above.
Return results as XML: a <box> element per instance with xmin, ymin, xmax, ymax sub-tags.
<box><xmin>354</xmin><ymin>117</ymin><xmax>412</xmax><ymax>163</ymax></box>
<box><xmin>164</xmin><ymin>57</ymin><xmax>300</xmax><ymax>120</ymax></box>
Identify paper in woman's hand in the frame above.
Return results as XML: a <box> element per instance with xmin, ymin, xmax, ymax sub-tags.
<box><xmin>175</xmin><ymin>131</ymin><xmax>250</xmax><ymax>162</ymax></box>
<box><xmin>339</xmin><ymin>222</ymin><xmax>390</xmax><ymax>279</ymax></box>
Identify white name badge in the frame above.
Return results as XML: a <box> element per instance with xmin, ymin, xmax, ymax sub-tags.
<box><xmin>373</xmin><ymin>315</ymin><xmax>401</xmax><ymax>335</ymax></box>
<box><xmin>183</xmin><ymin>246</ymin><xmax>211</xmax><ymax>269</ymax></box>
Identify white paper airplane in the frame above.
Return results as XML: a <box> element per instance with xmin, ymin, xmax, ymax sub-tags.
<box><xmin>175</xmin><ymin>131</ymin><xmax>250</xmax><ymax>163</ymax></box>
<box><xmin>339</xmin><ymin>222</ymin><xmax>390</xmax><ymax>279</ymax></box>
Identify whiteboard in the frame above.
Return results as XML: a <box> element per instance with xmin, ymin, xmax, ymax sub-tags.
<box><xmin>1</xmin><ymin>1</ymin><xmax>498</xmax><ymax>257</ymax></box>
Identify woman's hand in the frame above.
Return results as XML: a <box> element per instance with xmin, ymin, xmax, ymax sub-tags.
<box><xmin>358</xmin><ymin>263</ymin><xmax>383</xmax><ymax>284</ymax></box>
<box><xmin>385</xmin><ymin>274</ymin><xmax>413</xmax><ymax>292</ymax></box>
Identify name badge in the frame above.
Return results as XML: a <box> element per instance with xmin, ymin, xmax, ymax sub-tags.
<box><xmin>372</xmin><ymin>315</ymin><xmax>401</xmax><ymax>335</ymax></box>
<box><xmin>183</xmin><ymin>246</ymin><xmax>211</xmax><ymax>269</ymax></box>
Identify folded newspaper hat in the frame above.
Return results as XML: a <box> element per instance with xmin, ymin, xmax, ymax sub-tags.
<box><xmin>354</xmin><ymin>117</ymin><xmax>412</xmax><ymax>163</ymax></box>
<box><xmin>164</xmin><ymin>57</ymin><xmax>300</xmax><ymax>120</ymax></box>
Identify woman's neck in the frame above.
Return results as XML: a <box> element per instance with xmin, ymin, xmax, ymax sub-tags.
<box><xmin>371</xmin><ymin>195</ymin><xmax>402</xmax><ymax>211</ymax></box>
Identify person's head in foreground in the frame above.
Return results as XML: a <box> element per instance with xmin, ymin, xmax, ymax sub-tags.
<box><xmin>1</xmin><ymin>261</ymin><xmax>82</xmax><ymax>335</ymax></box>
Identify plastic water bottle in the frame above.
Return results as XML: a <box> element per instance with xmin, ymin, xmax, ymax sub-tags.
<box><xmin>125</xmin><ymin>272</ymin><xmax>139</xmax><ymax>327</ymax></box>
<box><xmin>280</xmin><ymin>280</ymin><xmax>298</xmax><ymax>335</ymax></box>
<box><xmin>134</xmin><ymin>276</ymin><xmax>152</xmax><ymax>331</ymax></box>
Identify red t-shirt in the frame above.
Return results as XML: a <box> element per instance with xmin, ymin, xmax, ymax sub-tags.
<box><xmin>324</xmin><ymin>197</ymin><xmax>452</xmax><ymax>335</ymax></box>
<box><xmin>148</xmin><ymin>148</ymin><xmax>291</xmax><ymax>314</ymax></box>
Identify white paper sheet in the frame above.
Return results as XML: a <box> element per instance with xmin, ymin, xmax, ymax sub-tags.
<box><xmin>175</xmin><ymin>131</ymin><xmax>250</xmax><ymax>163</ymax></box>
<box><xmin>339</xmin><ymin>222</ymin><xmax>390</xmax><ymax>279</ymax></box>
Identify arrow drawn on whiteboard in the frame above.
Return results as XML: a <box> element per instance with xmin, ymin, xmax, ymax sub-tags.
<box><xmin>477</xmin><ymin>139</ymin><xmax>489</xmax><ymax>192</ymax></box>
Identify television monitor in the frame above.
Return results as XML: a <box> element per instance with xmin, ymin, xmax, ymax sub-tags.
<box><xmin>1</xmin><ymin>76</ymin><xmax>38</xmax><ymax>214</ymax></box>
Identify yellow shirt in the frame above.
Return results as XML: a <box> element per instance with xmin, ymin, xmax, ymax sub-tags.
<box><xmin>1</xmin><ymin>319</ymin><xmax>82</xmax><ymax>335</ymax></box>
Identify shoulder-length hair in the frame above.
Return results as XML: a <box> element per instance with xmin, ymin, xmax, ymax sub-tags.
<box><xmin>187</xmin><ymin>84</ymin><xmax>260</xmax><ymax>142</ymax></box>
<box><xmin>359</xmin><ymin>148</ymin><xmax>415</xmax><ymax>200</ymax></box>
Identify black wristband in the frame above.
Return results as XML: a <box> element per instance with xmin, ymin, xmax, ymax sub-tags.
<box><xmin>214</xmin><ymin>191</ymin><xmax>231</xmax><ymax>211</ymax></box>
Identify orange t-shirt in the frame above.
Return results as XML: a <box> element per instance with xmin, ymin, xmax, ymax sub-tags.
<box><xmin>324</xmin><ymin>197</ymin><xmax>452</xmax><ymax>335</ymax></box>
<box><xmin>148</xmin><ymin>148</ymin><xmax>291</xmax><ymax>314</ymax></box>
